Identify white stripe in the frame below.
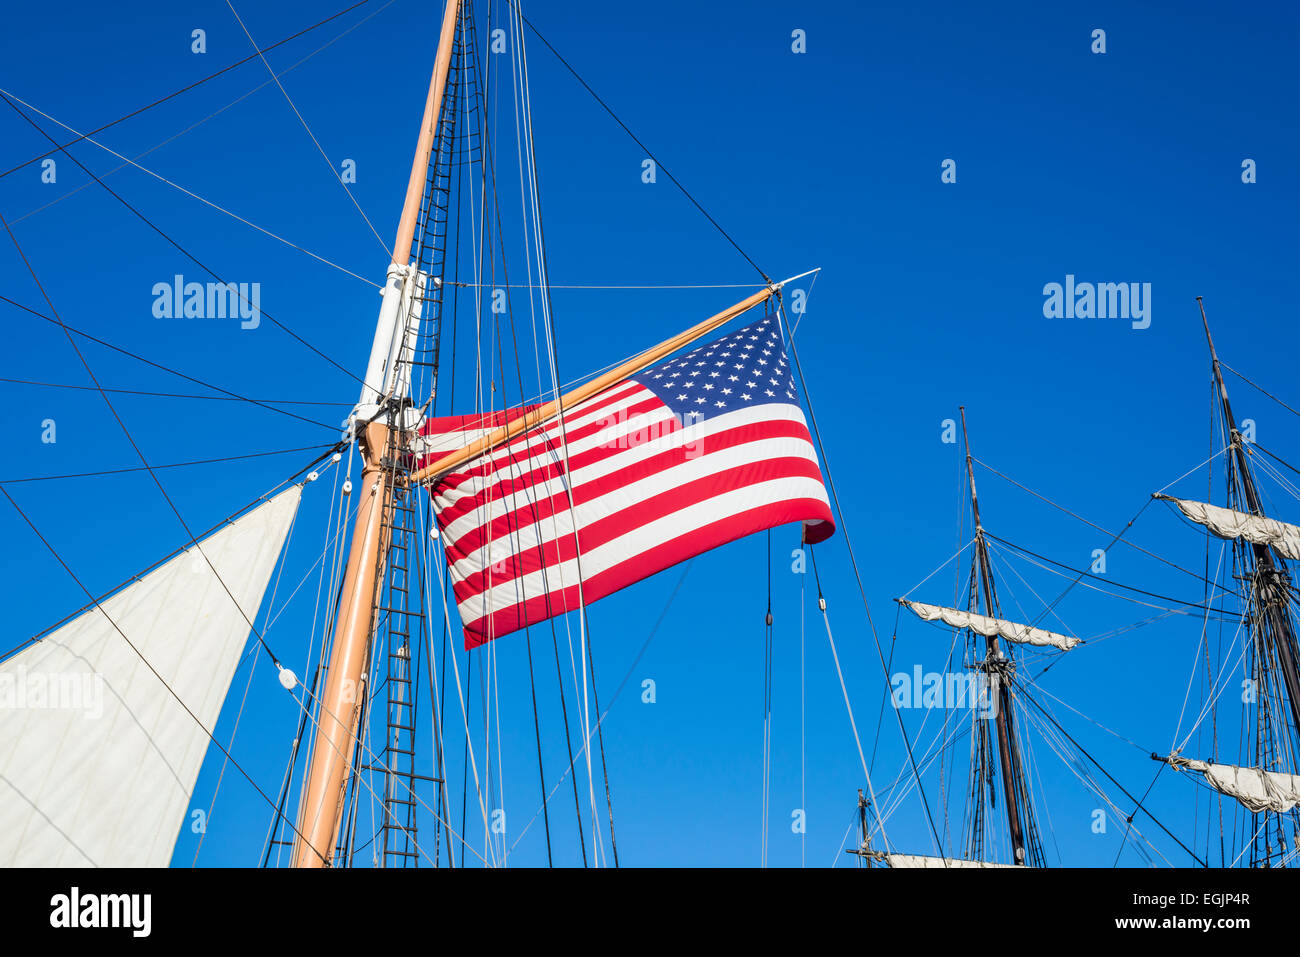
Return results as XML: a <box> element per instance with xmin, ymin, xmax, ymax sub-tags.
<box><xmin>446</xmin><ymin>433</ymin><xmax>824</xmax><ymax>582</ymax></box>
<box><xmin>440</xmin><ymin>403</ymin><xmax>814</xmax><ymax>544</ymax></box>
<box><xmin>438</xmin><ymin>405</ymin><xmax>678</xmax><ymax>538</ymax></box>
<box><xmin>463</xmin><ymin>382</ymin><xmax>650</xmax><ymax>477</ymax></box>
<box><xmin>416</xmin><ymin>381</ymin><xmax>647</xmax><ymax>467</ymax></box>
<box><xmin>455</xmin><ymin>475</ymin><xmax>830</xmax><ymax>629</ymax></box>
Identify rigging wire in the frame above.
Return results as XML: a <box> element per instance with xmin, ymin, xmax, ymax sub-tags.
<box><xmin>0</xmin><ymin>375</ymin><xmax>348</xmax><ymax>406</ymax></box>
<box><xmin>0</xmin><ymin>94</ymin><xmax>370</xmax><ymax>389</ymax></box>
<box><xmin>0</xmin><ymin>444</ymin><xmax>334</xmax><ymax>485</ymax></box>
<box><xmin>1</xmin><ymin>205</ymin><xmax>297</xmax><ymax>673</ymax></box>
<box><xmin>1221</xmin><ymin>360</ymin><xmax>1300</xmax><ymax>423</ymax></box>
<box><xmin>0</xmin><ymin>0</ymin><xmax>375</xmax><ymax>180</ymax></box>
<box><xmin>510</xmin><ymin>0</ymin><xmax>609</xmax><ymax>862</ymax></box>
<box><xmin>0</xmin><ymin>88</ymin><xmax>380</xmax><ymax>288</ymax></box>
<box><xmin>1012</xmin><ymin>677</ymin><xmax>1208</xmax><ymax>866</ymax></box>
<box><xmin>11</xmin><ymin>0</ymin><xmax>401</xmax><ymax>228</ymax></box>
<box><xmin>986</xmin><ymin>532</ymin><xmax>1247</xmax><ymax>623</ymax></box>
<box><xmin>224</xmin><ymin>0</ymin><xmax>393</xmax><ymax>258</ymax></box>
<box><xmin>973</xmin><ymin>456</ymin><xmax>1235</xmax><ymax>598</ymax></box>
<box><xmin>508</xmin><ymin>3</ymin><xmax>771</xmax><ymax>283</ymax></box>
<box><xmin>782</xmin><ymin>298</ymin><xmax>941</xmax><ymax>858</ymax></box>
<box><xmin>0</xmin><ymin>294</ymin><xmax>342</xmax><ymax>431</ymax></box>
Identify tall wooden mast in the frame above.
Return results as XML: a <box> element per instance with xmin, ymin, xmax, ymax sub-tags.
<box><xmin>960</xmin><ymin>408</ymin><xmax>1031</xmax><ymax>865</ymax></box>
<box><xmin>1198</xmin><ymin>298</ymin><xmax>1300</xmax><ymax>766</ymax></box>
<box><xmin>292</xmin><ymin>0</ymin><xmax>463</xmax><ymax>868</ymax></box>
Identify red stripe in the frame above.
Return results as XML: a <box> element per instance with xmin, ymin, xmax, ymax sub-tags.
<box><xmin>442</xmin><ymin>418</ymin><xmax>820</xmax><ymax>560</ymax></box>
<box><xmin>460</xmin><ymin>497</ymin><xmax>833</xmax><ymax>648</ymax></box>
<box><xmin>436</xmin><ymin>393</ymin><xmax>664</xmax><ymax>507</ymax></box>
<box><xmin>448</xmin><ymin>455</ymin><xmax>828</xmax><ymax>598</ymax></box>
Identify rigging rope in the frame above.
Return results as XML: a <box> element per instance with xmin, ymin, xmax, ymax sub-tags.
<box><xmin>0</xmin><ymin>88</ymin><xmax>380</xmax><ymax>287</ymax></box>
<box><xmin>0</xmin><ymin>295</ymin><xmax>342</xmax><ymax>431</ymax></box>
<box><xmin>0</xmin><ymin>95</ymin><xmax>370</xmax><ymax>389</ymax></box>
<box><xmin>0</xmin><ymin>0</ymin><xmax>375</xmax><ymax>181</ymax></box>
<box><xmin>508</xmin><ymin>3</ymin><xmax>771</xmax><ymax>283</ymax></box>
<box><xmin>0</xmin><ymin>444</ymin><xmax>335</xmax><ymax>485</ymax></box>
<box><xmin>224</xmin><ymin>0</ymin><xmax>392</xmax><ymax>258</ymax></box>
<box><xmin>12</xmin><ymin>0</ymin><xmax>400</xmax><ymax>229</ymax></box>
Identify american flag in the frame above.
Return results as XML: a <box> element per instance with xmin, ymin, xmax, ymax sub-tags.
<box><xmin>416</xmin><ymin>316</ymin><xmax>835</xmax><ymax>648</ymax></box>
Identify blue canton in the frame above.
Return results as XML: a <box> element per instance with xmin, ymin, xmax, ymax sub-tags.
<box><xmin>636</xmin><ymin>316</ymin><xmax>799</xmax><ymax>425</ymax></box>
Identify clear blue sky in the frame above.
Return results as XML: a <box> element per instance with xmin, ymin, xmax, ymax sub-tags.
<box><xmin>1</xmin><ymin>0</ymin><xmax>1297</xmax><ymax>867</ymax></box>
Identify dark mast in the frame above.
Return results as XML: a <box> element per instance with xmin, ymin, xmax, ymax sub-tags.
<box><xmin>1198</xmin><ymin>300</ymin><xmax>1300</xmax><ymax>828</ymax></box>
<box><xmin>959</xmin><ymin>408</ymin><xmax>1040</xmax><ymax>865</ymax></box>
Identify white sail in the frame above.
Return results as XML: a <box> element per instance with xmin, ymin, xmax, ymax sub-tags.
<box><xmin>885</xmin><ymin>853</ymin><xmax>1017</xmax><ymax>869</ymax></box>
<box><xmin>0</xmin><ymin>487</ymin><xmax>301</xmax><ymax>866</ymax></box>
<box><xmin>899</xmin><ymin>600</ymin><xmax>1080</xmax><ymax>650</ymax></box>
<box><xmin>1156</xmin><ymin>494</ymin><xmax>1300</xmax><ymax>560</ymax></box>
<box><xmin>1176</xmin><ymin>759</ymin><xmax>1300</xmax><ymax>814</ymax></box>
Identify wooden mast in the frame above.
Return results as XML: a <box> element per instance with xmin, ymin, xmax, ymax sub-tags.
<box><xmin>959</xmin><ymin>408</ymin><xmax>1029</xmax><ymax>865</ymax></box>
<box><xmin>406</xmin><ymin>285</ymin><xmax>775</xmax><ymax>486</ymax></box>
<box><xmin>1197</xmin><ymin>298</ymin><xmax>1300</xmax><ymax>762</ymax></box>
<box><xmin>291</xmin><ymin>0</ymin><xmax>463</xmax><ymax>869</ymax></box>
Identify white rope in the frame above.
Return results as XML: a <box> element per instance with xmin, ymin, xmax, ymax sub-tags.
<box><xmin>818</xmin><ymin>601</ymin><xmax>892</xmax><ymax>852</ymax></box>
<box><xmin>899</xmin><ymin>538</ymin><xmax>976</xmax><ymax>600</ymax></box>
<box><xmin>1171</xmin><ymin>537</ymin><xmax>1228</xmax><ymax>754</ymax></box>
<box><xmin>512</xmin><ymin>0</ymin><xmax>604</xmax><ymax>862</ymax></box>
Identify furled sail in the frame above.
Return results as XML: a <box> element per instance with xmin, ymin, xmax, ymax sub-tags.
<box><xmin>0</xmin><ymin>487</ymin><xmax>301</xmax><ymax>866</ymax></box>
<box><xmin>1173</xmin><ymin>758</ymin><xmax>1300</xmax><ymax>814</ymax></box>
<box><xmin>898</xmin><ymin>599</ymin><xmax>1080</xmax><ymax>650</ymax></box>
<box><xmin>884</xmin><ymin>853</ymin><xmax>1017</xmax><ymax>869</ymax></box>
<box><xmin>1155</xmin><ymin>494</ymin><xmax>1300</xmax><ymax>560</ymax></box>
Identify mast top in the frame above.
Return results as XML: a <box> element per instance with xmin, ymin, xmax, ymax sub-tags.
<box><xmin>959</xmin><ymin>407</ymin><xmax>983</xmax><ymax>532</ymax></box>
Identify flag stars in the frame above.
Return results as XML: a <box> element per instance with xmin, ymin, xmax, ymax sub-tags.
<box><xmin>722</xmin><ymin>387</ymin><xmax>732</xmax><ymax>395</ymax></box>
<box><xmin>765</xmin><ymin>389</ymin><xmax>775</xmax><ymax>396</ymax></box>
